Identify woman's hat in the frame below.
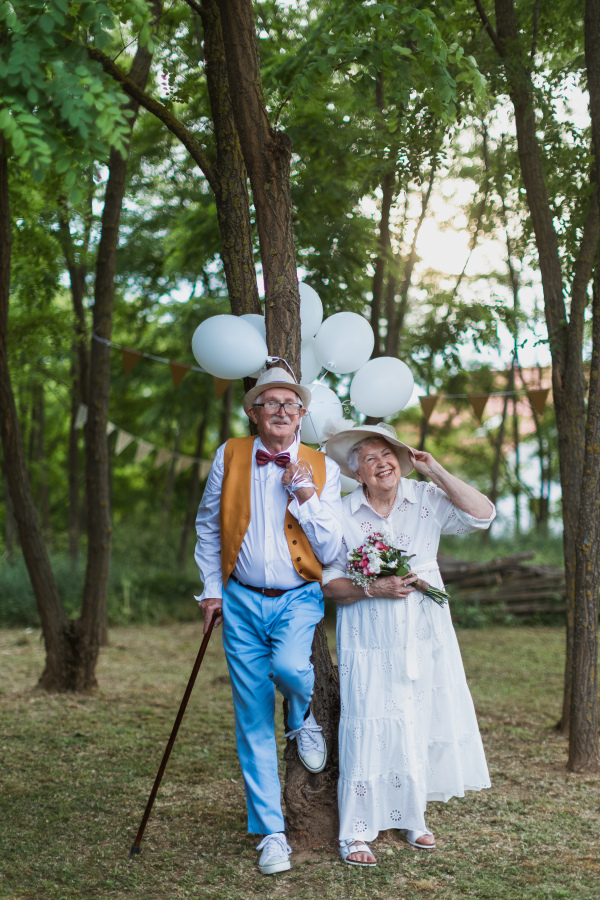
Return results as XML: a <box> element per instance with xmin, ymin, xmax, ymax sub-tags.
<box><xmin>243</xmin><ymin>367</ymin><xmax>312</xmax><ymax>413</ymax></box>
<box><xmin>323</xmin><ymin>419</ymin><xmax>414</xmax><ymax>479</ymax></box>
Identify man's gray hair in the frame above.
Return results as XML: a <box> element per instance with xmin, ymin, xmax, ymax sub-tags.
<box><xmin>347</xmin><ymin>436</ymin><xmax>393</xmax><ymax>474</ymax></box>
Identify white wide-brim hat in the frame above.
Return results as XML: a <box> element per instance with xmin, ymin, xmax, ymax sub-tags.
<box><xmin>324</xmin><ymin>420</ymin><xmax>414</xmax><ymax>479</ymax></box>
<box><xmin>243</xmin><ymin>367</ymin><xmax>311</xmax><ymax>413</ymax></box>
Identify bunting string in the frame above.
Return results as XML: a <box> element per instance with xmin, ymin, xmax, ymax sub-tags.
<box><xmin>75</xmin><ymin>404</ymin><xmax>213</xmax><ymax>480</ymax></box>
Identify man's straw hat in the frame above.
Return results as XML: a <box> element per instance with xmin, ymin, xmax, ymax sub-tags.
<box><xmin>243</xmin><ymin>368</ymin><xmax>311</xmax><ymax>413</ymax></box>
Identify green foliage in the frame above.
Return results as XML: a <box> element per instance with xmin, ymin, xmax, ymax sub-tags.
<box><xmin>0</xmin><ymin>0</ymin><xmax>153</xmax><ymax>196</ymax></box>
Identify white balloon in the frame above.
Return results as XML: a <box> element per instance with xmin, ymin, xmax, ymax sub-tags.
<box><xmin>340</xmin><ymin>473</ymin><xmax>360</xmax><ymax>494</ymax></box>
<box><xmin>300</xmin><ymin>338</ymin><xmax>322</xmax><ymax>384</ymax></box>
<box><xmin>240</xmin><ymin>314</ymin><xmax>268</xmax><ymax>378</ymax></box>
<box><xmin>301</xmin><ymin>384</ymin><xmax>343</xmax><ymax>444</ymax></box>
<box><xmin>350</xmin><ymin>357</ymin><xmax>415</xmax><ymax>418</ymax></box>
<box><xmin>313</xmin><ymin>312</ymin><xmax>374</xmax><ymax>374</ymax></box>
<box><xmin>299</xmin><ymin>283</ymin><xmax>323</xmax><ymax>340</ymax></box>
<box><xmin>240</xmin><ymin>313</ymin><xmax>266</xmax><ymax>340</ymax></box>
<box><xmin>191</xmin><ymin>315</ymin><xmax>268</xmax><ymax>380</ymax></box>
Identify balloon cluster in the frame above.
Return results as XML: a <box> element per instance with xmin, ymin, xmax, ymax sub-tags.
<box><xmin>191</xmin><ymin>282</ymin><xmax>414</xmax><ymax>435</ymax></box>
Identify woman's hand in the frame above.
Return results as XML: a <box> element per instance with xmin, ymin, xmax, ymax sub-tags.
<box><xmin>371</xmin><ymin>573</ymin><xmax>418</xmax><ymax>599</ymax></box>
<box><xmin>408</xmin><ymin>448</ymin><xmax>439</xmax><ymax>480</ymax></box>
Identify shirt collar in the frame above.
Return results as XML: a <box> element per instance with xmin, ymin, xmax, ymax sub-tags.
<box><xmin>349</xmin><ymin>477</ymin><xmax>418</xmax><ymax>514</ymax></box>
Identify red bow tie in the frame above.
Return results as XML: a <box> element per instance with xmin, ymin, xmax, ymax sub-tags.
<box><xmin>256</xmin><ymin>449</ymin><xmax>291</xmax><ymax>468</ymax></box>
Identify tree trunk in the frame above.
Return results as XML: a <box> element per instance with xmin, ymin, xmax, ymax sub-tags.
<box><xmin>567</xmin><ymin>0</ymin><xmax>600</xmax><ymax>771</ymax></box>
<box><xmin>67</xmin><ymin>353</ymin><xmax>81</xmax><ymax>562</ymax></box>
<box><xmin>77</xmin><ymin>38</ymin><xmax>156</xmax><ymax>687</ymax></box>
<box><xmin>371</xmin><ymin>169</ymin><xmax>395</xmax><ymax>355</ymax></box>
<box><xmin>200</xmin><ymin>0</ymin><xmax>261</xmax><ymax>318</ymax></box>
<box><xmin>568</xmin><ymin>274</ymin><xmax>600</xmax><ymax>771</ymax></box>
<box><xmin>485</xmin><ymin>0</ymin><xmax>600</xmax><ymax>735</ymax></box>
<box><xmin>218</xmin><ymin>0</ymin><xmax>339</xmax><ymax>843</ymax></box>
<box><xmin>2</xmin><ymin>464</ymin><xmax>17</xmax><ymax>558</ymax></box>
<box><xmin>219</xmin><ymin>0</ymin><xmax>301</xmax><ymax>375</ymax></box>
<box><xmin>0</xmin><ymin>137</ymin><xmax>75</xmax><ymax>688</ymax></box>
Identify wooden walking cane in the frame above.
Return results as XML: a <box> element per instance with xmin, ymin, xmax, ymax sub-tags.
<box><xmin>129</xmin><ymin>609</ymin><xmax>221</xmax><ymax>858</ymax></box>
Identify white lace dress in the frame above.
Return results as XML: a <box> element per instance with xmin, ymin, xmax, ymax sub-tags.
<box><xmin>322</xmin><ymin>478</ymin><xmax>494</xmax><ymax>842</ymax></box>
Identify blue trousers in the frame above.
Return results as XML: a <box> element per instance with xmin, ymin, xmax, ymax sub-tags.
<box><xmin>222</xmin><ymin>577</ymin><xmax>324</xmax><ymax>835</ymax></box>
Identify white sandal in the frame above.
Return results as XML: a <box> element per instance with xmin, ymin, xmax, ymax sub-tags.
<box><xmin>406</xmin><ymin>828</ymin><xmax>436</xmax><ymax>850</ymax></box>
<box><xmin>338</xmin><ymin>838</ymin><xmax>377</xmax><ymax>867</ymax></box>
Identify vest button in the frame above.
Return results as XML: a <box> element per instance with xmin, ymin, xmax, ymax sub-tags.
<box><xmin>292</xmin><ymin>540</ymin><xmax>297</xmax><ymax>545</ymax></box>
<box><xmin>287</xmin><ymin>524</ymin><xmax>292</xmax><ymax>529</ymax></box>
<box><xmin>299</xmin><ymin>569</ymin><xmax>303</xmax><ymax>573</ymax></box>
<box><xmin>296</xmin><ymin>557</ymin><xmax>301</xmax><ymax>561</ymax></box>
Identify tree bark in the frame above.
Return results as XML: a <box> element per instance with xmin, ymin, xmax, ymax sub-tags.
<box><xmin>0</xmin><ymin>137</ymin><xmax>72</xmax><ymax>686</ymax></box>
<box><xmin>371</xmin><ymin>169</ymin><xmax>395</xmax><ymax>355</ymax></box>
<box><xmin>219</xmin><ymin>0</ymin><xmax>301</xmax><ymax>376</ymax></box>
<box><xmin>480</xmin><ymin>0</ymin><xmax>600</xmax><ymax>735</ymax></box>
<box><xmin>218</xmin><ymin>0</ymin><xmax>339</xmax><ymax>842</ymax></box>
<box><xmin>76</xmin><ymin>38</ymin><xmax>156</xmax><ymax>688</ymax></box>
<box><xmin>567</xmin><ymin>0</ymin><xmax>600</xmax><ymax>771</ymax></box>
<box><xmin>568</xmin><ymin>274</ymin><xmax>600</xmax><ymax>771</ymax></box>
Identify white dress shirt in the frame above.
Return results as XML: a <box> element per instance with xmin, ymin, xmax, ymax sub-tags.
<box><xmin>195</xmin><ymin>434</ymin><xmax>343</xmax><ymax>600</ymax></box>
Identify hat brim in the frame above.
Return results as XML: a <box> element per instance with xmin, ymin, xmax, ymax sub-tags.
<box><xmin>325</xmin><ymin>426</ymin><xmax>414</xmax><ymax>479</ymax></box>
<box><xmin>243</xmin><ymin>381</ymin><xmax>311</xmax><ymax>413</ymax></box>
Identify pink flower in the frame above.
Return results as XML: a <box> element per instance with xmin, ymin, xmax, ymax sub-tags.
<box><xmin>360</xmin><ymin>559</ymin><xmax>369</xmax><ymax>568</ymax></box>
<box><xmin>374</xmin><ymin>541</ymin><xmax>386</xmax><ymax>550</ymax></box>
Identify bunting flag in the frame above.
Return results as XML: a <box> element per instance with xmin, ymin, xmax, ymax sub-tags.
<box><xmin>527</xmin><ymin>388</ymin><xmax>550</xmax><ymax>416</ymax></box>
<box><xmin>175</xmin><ymin>455</ymin><xmax>196</xmax><ymax>474</ymax></box>
<box><xmin>200</xmin><ymin>460</ymin><xmax>213</xmax><ymax>480</ymax></box>
<box><xmin>74</xmin><ymin>404</ymin><xmax>88</xmax><ymax>429</ymax></box>
<box><xmin>134</xmin><ymin>440</ymin><xmax>154</xmax><ymax>464</ymax></box>
<box><xmin>214</xmin><ymin>376</ymin><xmax>233</xmax><ymax>399</ymax></box>
<box><xmin>468</xmin><ymin>393</ymin><xmax>490</xmax><ymax>421</ymax></box>
<box><xmin>154</xmin><ymin>448</ymin><xmax>174</xmax><ymax>469</ymax></box>
<box><xmin>169</xmin><ymin>362</ymin><xmax>191</xmax><ymax>388</ymax></box>
<box><xmin>115</xmin><ymin>430</ymin><xmax>135</xmax><ymax>455</ymax></box>
<box><xmin>122</xmin><ymin>348</ymin><xmax>143</xmax><ymax>375</ymax></box>
<box><xmin>419</xmin><ymin>395</ymin><xmax>438</xmax><ymax>423</ymax></box>
<box><xmin>106</xmin><ymin>421</ymin><xmax>117</xmax><ymax>436</ymax></box>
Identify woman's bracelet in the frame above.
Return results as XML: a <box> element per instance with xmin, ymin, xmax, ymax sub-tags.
<box><xmin>364</xmin><ymin>582</ymin><xmax>372</xmax><ymax>598</ymax></box>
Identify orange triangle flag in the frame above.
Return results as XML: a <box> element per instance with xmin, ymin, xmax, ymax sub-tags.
<box><xmin>214</xmin><ymin>377</ymin><xmax>232</xmax><ymax>400</ymax></box>
<box><xmin>527</xmin><ymin>388</ymin><xmax>549</xmax><ymax>416</ymax></box>
<box><xmin>468</xmin><ymin>393</ymin><xmax>490</xmax><ymax>421</ymax></box>
<box><xmin>169</xmin><ymin>362</ymin><xmax>191</xmax><ymax>388</ymax></box>
<box><xmin>122</xmin><ymin>348</ymin><xmax>143</xmax><ymax>375</ymax></box>
<box><xmin>419</xmin><ymin>395</ymin><xmax>438</xmax><ymax>423</ymax></box>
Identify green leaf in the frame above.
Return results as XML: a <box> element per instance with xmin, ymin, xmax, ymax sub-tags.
<box><xmin>38</xmin><ymin>13</ymin><xmax>55</xmax><ymax>34</ymax></box>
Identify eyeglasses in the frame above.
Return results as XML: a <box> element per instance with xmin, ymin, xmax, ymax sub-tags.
<box><xmin>253</xmin><ymin>401</ymin><xmax>303</xmax><ymax>415</ymax></box>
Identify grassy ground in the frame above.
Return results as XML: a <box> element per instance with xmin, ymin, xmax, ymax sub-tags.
<box><xmin>1</xmin><ymin>623</ymin><xmax>598</xmax><ymax>900</ymax></box>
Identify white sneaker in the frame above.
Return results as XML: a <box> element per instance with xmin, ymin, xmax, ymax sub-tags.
<box><xmin>285</xmin><ymin>709</ymin><xmax>327</xmax><ymax>773</ymax></box>
<box><xmin>256</xmin><ymin>832</ymin><xmax>292</xmax><ymax>875</ymax></box>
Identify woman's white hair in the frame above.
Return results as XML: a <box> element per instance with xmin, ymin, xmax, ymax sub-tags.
<box><xmin>347</xmin><ymin>436</ymin><xmax>394</xmax><ymax>475</ymax></box>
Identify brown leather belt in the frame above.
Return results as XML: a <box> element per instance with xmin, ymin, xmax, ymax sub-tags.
<box><xmin>230</xmin><ymin>575</ymin><xmax>287</xmax><ymax>597</ymax></box>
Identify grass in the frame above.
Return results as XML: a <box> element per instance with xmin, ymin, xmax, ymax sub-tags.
<box><xmin>1</xmin><ymin>622</ymin><xmax>599</xmax><ymax>899</ymax></box>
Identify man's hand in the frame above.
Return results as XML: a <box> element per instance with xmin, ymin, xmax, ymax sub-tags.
<box><xmin>372</xmin><ymin>574</ymin><xmax>418</xmax><ymax>599</ymax></box>
<box><xmin>199</xmin><ymin>597</ymin><xmax>223</xmax><ymax>634</ymax></box>
<box><xmin>282</xmin><ymin>461</ymin><xmax>316</xmax><ymax>505</ymax></box>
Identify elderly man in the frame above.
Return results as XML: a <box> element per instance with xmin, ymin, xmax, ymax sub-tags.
<box><xmin>195</xmin><ymin>367</ymin><xmax>342</xmax><ymax>875</ymax></box>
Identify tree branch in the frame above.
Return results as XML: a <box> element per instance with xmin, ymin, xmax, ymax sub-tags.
<box><xmin>472</xmin><ymin>0</ymin><xmax>506</xmax><ymax>56</ymax></box>
<box><xmin>86</xmin><ymin>46</ymin><xmax>215</xmax><ymax>188</ymax></box>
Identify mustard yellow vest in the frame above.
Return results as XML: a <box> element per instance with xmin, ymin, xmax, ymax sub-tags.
<box><xmin>219</xmin><ymin>436</ymin><xmax>327</xmax><ymax>587</ymax></box>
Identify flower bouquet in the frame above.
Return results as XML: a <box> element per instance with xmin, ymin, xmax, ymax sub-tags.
<box><xmin>347</xmin><ymin>533</ymin><xmax>448</xmax><ymax>607</ymax></box>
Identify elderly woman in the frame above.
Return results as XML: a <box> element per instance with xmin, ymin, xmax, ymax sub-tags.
<box><xmin>322</xmin><ymin>422</ymin><xmax>495</xmax><ymax>866</ymax></box>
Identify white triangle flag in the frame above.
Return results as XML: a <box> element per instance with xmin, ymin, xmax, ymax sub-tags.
<box><xmin>200</xmin><ymin>460</ymin><xmax>213</xmax><ymax>480</ymax></box>
<box><xmin>106</xmin><ymin>421</ymin><xmax>116</xmax><ymax>436</ymax></box>
<box><xmin>175</xmin><ymin>455</ymin><xmax>195</xmax><ymax>475</ymax></box>
<box><xmin>154</xmin><ymin>448</ymin><xmax>173</xmax><ymax>468</ymax></box>
<box><xmin>134</xmin><ymin>441</ymin><xmax>154</xmax><ymax>464</ymax></box>
<box><xmin>115</xmin><ymin>430</ymin><xmax>134</xmax><ymax>455</ymax></box>
<box><xmin>74</xmin><ymin>404</ymin><xmax>88</xmax><ymax>429</ymax></box>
